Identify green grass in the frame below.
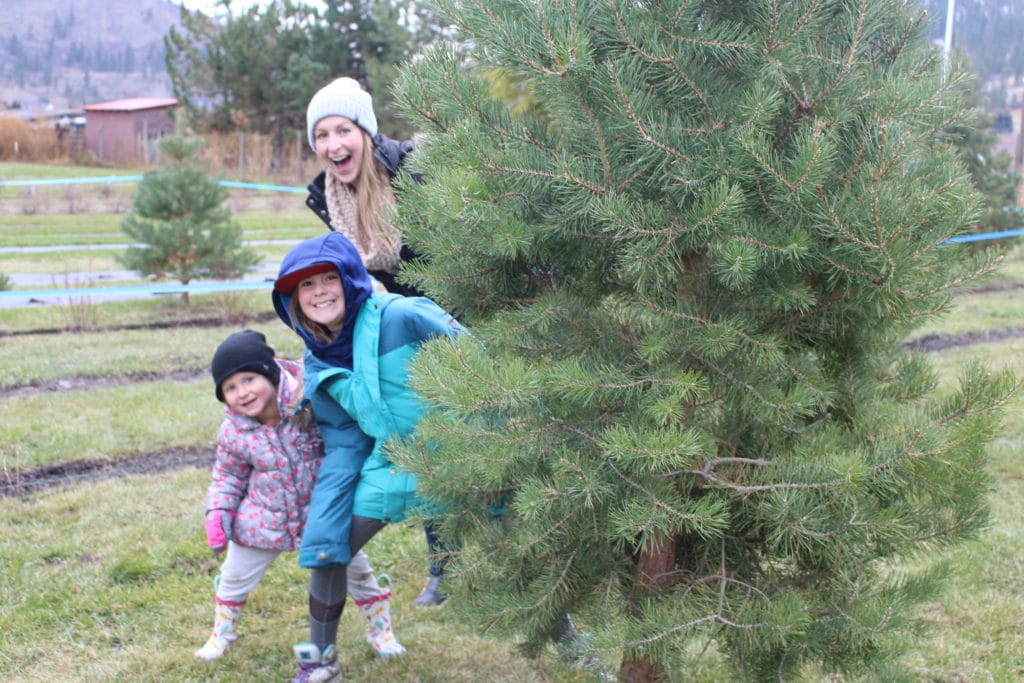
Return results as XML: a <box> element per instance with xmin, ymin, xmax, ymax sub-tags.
<box><xmin>1</xmin><ymin>379</ymin><xmax>219</xmax><ymax>468</ymax></box>
<box><xmin>0</xmin><ymin>471</ymin><xmax>582</xmax><ymax>683</ymax></box>
<box><xmin>0</xmin><ymin>291</ymin><xmax>274</xmax><ymax>334</ymax></box>
<box><xmin>0</xmin><ymin>249</ymin><xmax>286</xmax><ymax>279</ymax></box>
<box><xmin>0</xmin><ymin>161</ymin><xmax>143</xmax><ymax>180</ymax></box>
<box><xmin>0</xmin><ymin>324</ymin><xmax>305</xmax><ymax>388</ymax></box>
<box><xmin>0</xmin><ymin>213</ymin><xmax>134</xmax><ymax>247</ymax></box>
<box><xmin>902</xmin><ymin>388</ymin><xmax>1024</xmax><ymax>680</ymax></box>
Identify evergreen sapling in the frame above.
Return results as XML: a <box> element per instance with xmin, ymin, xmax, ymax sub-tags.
<box><xmin>119</xmin><ymin>135</ymin><xmax>259</xmax><ymax>304</ymax></box>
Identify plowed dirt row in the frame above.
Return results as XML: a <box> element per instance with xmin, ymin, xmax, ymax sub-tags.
<box><xmin>1</xmin><ymin>447</ymin><xmax>211</xmax><ymax>498</ymax></box>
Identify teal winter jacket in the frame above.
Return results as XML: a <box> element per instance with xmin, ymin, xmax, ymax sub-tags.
<box><xmin>273</xmin><ymin>232</ymin><xmax>465</xmax><ymax>568</ymax></box>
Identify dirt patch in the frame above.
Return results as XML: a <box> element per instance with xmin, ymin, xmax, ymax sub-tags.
<box><xmin>0</xmin><ymin>447</ymin><xmax>212</xmax><ymax>499</ymax></box>
<box><xmin>902</xmin><ymin>326</ymin><xmax>1024</xmax><ymax>352</ymax></box>
<box><xmin>1</xmin><ymin>368</ymin><xmax>207</xmax><ymax>399</ymax></box>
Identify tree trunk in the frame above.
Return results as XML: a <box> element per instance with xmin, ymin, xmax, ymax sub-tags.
<box><xmin>618</xmin><ymin>533</ymin><xmax>676</xmax><ymax>682</ymax></box>
<box><xmin>619</xmin><ymin>657</ymin><xmax>662</xmax><ymax>683</ymax></box>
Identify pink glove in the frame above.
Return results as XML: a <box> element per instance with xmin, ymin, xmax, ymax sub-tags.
<box><xmin>205</xmin><ymin>509</ymin><xmax>235</xmax><ymax>555</ymax></box>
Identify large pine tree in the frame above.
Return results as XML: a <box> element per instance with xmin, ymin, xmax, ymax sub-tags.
<box><xmin>389</xmin><ymin>1</ymin><xmax>1017</xmax><ymax>679</ymax></box>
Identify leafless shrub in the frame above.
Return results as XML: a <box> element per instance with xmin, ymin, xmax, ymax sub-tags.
<box><xmin>62</xmin><ymin>185</ymin><xmax>83</xmax><ymax>214</ymax></box>
<box><xmin>211</xmin><ymin>291</ymin><xmax>251</xmax><ymax>325</ymax></box>
<box><xmin>17</xmin><ymin>186</ymin><xmax>40</xmax><ymax>215</ymax></box>
<box><xmin>53</xmin><ymin>273</ymin><xmax>98</xmax><ymax>331</ymax></box>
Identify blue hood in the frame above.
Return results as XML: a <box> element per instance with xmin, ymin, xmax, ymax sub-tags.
<box><xmin>273</xmin><ymin>232</ymin><xmax>374</xmax><ymax>369</ymax></box>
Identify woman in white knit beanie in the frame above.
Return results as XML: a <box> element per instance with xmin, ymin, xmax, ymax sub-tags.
<box><xmin>304</xmin><ymin>76</ymin><xmax>424</xmax><ymax>297</ymax></box>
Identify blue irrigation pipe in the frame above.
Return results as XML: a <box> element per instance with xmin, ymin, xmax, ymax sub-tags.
<box><xmin>0</xmin><ymin>175</ymin><xmax>306</xmax><ymax>192</ymax></box>
<box><xmin>0</xmin><ymin>280</ymin><xmax>273</xmax><ymax>300</ymax></box>
<box><xmin>218</xmin><ymin>179</ymin><xmax>306</xmax><ymax>193</ymax></box>
<box><xmin>943</xmin><ymin>227</ymin><xmax>1024</xmax><ymax>243</ymax></box>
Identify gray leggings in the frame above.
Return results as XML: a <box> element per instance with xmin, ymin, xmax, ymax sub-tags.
<box><xmin>308</xmin><ymin>515</ymin><xmax>385</xmax><ymax>650</ymax></box>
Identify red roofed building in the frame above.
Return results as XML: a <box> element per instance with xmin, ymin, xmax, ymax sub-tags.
<box><xmin>83</xmin><ymin>97</ymin><xmax>178</xmax><ymax>166</ymax></box>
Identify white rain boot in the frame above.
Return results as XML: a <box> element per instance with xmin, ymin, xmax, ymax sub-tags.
<box><xmin>347</xmin><ymin>551</ymin><xmax>406</xmax><ymax>658</ymax></box>
<box><xmin>194</xmin><ymin>600</ymin><xmax>244</xmax><ymax>660</ymax></box>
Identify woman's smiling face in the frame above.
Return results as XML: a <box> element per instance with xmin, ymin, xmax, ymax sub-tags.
<box><xmin>296</xmin><ymin>268</ymin><xmax>346</xmax><ymax>333</ymax></box>
<box><xmin>313</xmin><ymin>115</ymin><xmax>366</xmax><ymax>185</ymax></box>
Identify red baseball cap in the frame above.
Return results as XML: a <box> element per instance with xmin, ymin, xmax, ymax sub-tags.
<box><xmin>273</xmin><ymin>262</ymin><xmax>337</xmax><ymax>294</ymax></box>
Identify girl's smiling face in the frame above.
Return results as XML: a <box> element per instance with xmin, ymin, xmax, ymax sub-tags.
<box><xmin>313</xmin><ymin>115</ymin><xmax>366</xmax><ymax>185</ymax></box>
<box><xmin>296</xmin><ymin>268</ymin><xmax>346</xmax><ymax>333</ymax></box>
<box><xmin>220</xmin><ymin>371</ymin><xmax>280</xmax><ymax>425</ymax></box>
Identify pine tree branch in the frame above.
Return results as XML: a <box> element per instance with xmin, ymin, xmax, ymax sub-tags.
<box><xmin>492</xmin><ymin>550</ymin><xmax>579</xmax><ymax>615</ymax></box>
<box><xmin>833</xmin><ymin>604</ymin><xmax>893</xmax><ymax>634</ymax></box>
<box><xmin>755</xmin><ymin>178</ymin><xmax>789</xmax><ymax>223</ymax></box>
<box><xmin>484</xmin><ymin>159</ymin><xmax>607</xmax><ymax>195</ymax></box>
<box><xmin>400</xmin><ymin>59</ymin><xmax>447</xmax><ymax>133</ymax></box>
<box><xmin>468</xmin><ymin>0</ymin><xmax>569</xmax><ymax>77</ymax></box>
<box><xmin>575</xmin><ymin>89</ymin><xmax>614</xmax><ymax>190</ymax></box>
<box><xmin>640</xmin><ymin>299</ymin><xmax>829</xmax><ymax>404</ymax></box>
<box><xmin>902</xmin><ymin>257</ymin><xmax>1003</xmax><ymax>304</ymax></box>
<box><xmin>777</xmin><ymin>0</ymin><xmax>867</xmax><ymax>145</ymax></box>
<box><xmin>679</xmin><ymin>458</ymin><xmax>846</xmax><ymax>493</ymax></box>
<box><xmin>606</xmin><ymin>62</ymin><xmax>698</xmax><ymax>162</ymax></box>
<box><xmin>771</xmin><ymin>0</ymin><xmax>822</xmax><ymax>50</ymax></box>
<box><xmin>592</xmin><ymin>545</ymin><xmax>783</xmax><ymax>656</ymax></box>
<box><xmin>740</xmin><ymin>136</ymin><xmax>797</xmax><ymax>193</ymax></box>
<box><xmin>607</xmin><ymin>3</ymin><xmax>714</xmax><ymax>127</ymax></box>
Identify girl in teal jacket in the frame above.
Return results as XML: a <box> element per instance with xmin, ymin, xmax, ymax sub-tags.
<box><xmin>273</xmin><ymin>231</ymin><xmax>465</xmax><ymax>680</ymax></box>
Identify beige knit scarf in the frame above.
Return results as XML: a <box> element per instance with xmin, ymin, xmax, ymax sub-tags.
<box><xmin>324</xmin><ymin>172</ymin><xmax>402</xmax><ymax>274</ymax></box>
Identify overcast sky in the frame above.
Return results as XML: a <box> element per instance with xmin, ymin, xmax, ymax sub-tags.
<box><xmin>177</xmin><ymin>1</ymin><xmax>326</xmax><ymax>15</ymax></box>
<box><xmin>177</xmin><ymin>0</ymin><xmax>261</xmax><ymax>15</ymax></box>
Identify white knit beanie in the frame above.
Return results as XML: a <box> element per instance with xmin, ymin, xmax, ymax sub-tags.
<box><xmin>306</xmin><ymin>77</ymin><xmax>378</xmax><ymax>150</ymax></box>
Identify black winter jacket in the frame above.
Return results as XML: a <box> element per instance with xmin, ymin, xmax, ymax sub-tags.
<box><xmin>305</xmin><ymin>134</ymin><xmax>424</xmax><ymax>297</ymax></box>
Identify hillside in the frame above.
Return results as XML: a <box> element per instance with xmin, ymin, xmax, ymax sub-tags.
<box><xmin>0</xmin><ymin>0</ymin><xmax>187</xmax><ymax>116</ymax></box>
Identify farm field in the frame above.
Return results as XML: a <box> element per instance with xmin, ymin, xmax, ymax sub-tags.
<box><xmin>1</xmin><ymin>162</ymin><xmax>1023</xmax><ymax>681</ymax></box>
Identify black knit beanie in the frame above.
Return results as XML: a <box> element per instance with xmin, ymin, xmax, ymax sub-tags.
<box><xmin>211</xmin><ymin>330</ymin><xmax>281</xmax><ymax>402</ymax></box>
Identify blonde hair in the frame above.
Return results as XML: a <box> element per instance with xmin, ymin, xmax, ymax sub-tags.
<box><xmin>348</xmin><ymin>129</ymin><xmax>398</xmax><ymax>258</ymax></box>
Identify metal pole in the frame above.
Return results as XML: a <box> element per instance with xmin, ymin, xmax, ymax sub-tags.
<box><xmin>943</xmin><ymin>0</ymin><xmax>956</xmax><ymax>67</ymax></box>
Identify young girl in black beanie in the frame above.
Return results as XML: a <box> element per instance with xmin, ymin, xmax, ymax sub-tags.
<box><xmin>194</xmin><ymin>329</ymin><xmax>405</xmax><ymax>663</ymax></box>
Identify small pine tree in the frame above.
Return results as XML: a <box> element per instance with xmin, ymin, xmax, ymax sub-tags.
<box><xmin>119</xmin><ymin>135</ymin><xmax>259</xmax><ymax>304</ymax></box>
<box><xmin>389</xmin><ymin>1</ymin><xmax>1018</xmax><ymax>681</ymax></box>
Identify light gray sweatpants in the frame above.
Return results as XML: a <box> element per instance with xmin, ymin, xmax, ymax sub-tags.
<box><xmin>215</xmin><ymin>540</ymin><xmax>376</xmax><ymax>604</ymax></box>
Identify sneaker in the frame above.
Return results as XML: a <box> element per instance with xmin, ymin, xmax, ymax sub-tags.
<box><xmin>412</xmin><ymin>575</ymin><xmax>447</xmax><ymax>607</ymax></box>
<box><xmin>291</xmin><ymin>643</ymin><xmax>342</xmax><ymax>683</ymax></box>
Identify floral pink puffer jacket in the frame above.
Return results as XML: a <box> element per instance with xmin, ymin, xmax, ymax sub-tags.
<box><xmin>203</xmin><ymin>358</ymin><xmax>324</xmax><ymax>551</ymax></box>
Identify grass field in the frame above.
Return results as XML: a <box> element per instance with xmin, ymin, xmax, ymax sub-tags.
<box><xmin>1</xmin><ymin>162</ymin><xmax>1023</xmax><ymax>681</ymax></box>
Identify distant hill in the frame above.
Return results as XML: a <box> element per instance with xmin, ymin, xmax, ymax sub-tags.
<box><xmin>0</xmin><ymin>0</ymin><xmax>187</xmax><ymax>117</ymax></box>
